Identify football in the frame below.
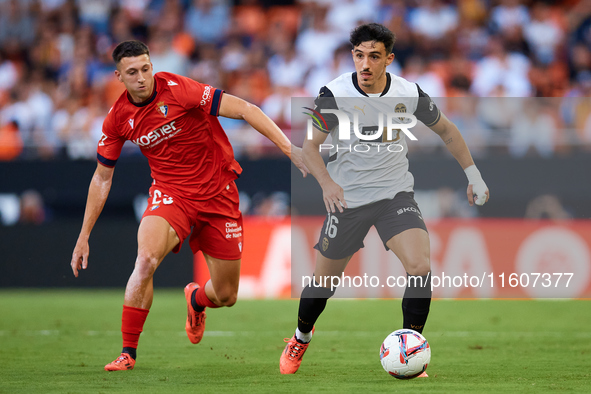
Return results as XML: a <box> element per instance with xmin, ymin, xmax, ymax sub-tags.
<box><xmin>379</xmin><ymin>329</ymin><xmax>431</xmax><ymax>379</ymax></box>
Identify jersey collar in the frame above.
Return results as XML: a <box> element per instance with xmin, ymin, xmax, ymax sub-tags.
<box><xmin>127</xmin><ymin>78</ymin><xmax>158</xmax><ymax>107</ymax></box>
<box><xmin>352</xmin><ymin>72</ymin><xmax>391</xmax><ymax>97</ymax></box>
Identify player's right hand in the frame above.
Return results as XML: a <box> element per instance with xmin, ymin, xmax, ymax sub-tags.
<box><xmin>291</xmin><ymin>145</ymin><xmax>309</xmax><ymax>178</ymax></box>
<box><xmin>322</xmin><ymin>180</ymin><xmax>347</xmax><ymax>213</ymax></box>
<box><xmin>71</xmin><ymin>238</ymin><xmax>90</xmax><ymax>278</ymax></box>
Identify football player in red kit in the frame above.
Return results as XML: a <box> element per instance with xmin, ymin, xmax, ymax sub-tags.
<box><xmin>70</xmin><ymin>41</ymin><xmax>308</xmax><ymax>371</ymax></box>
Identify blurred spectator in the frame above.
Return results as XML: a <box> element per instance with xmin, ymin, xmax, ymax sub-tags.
<box><xmin>261</xmin><ymin>85</ymin><xmax>296</xmax><ymax>129</ymax></box>
<box><xmin>220</xmin><ymin>36</ymin><xmax>249</xmax><ymax>73</ymax></box>
<box><xmin>402</xmin><ymin>56</ymin><xmax>446</xmax><ymax>98</ymax></box>
<box><xmin>525</xmin><ymin>194</ymin><xmax>571</xmax><ymax>220</ymax></box>
<box><xmin>184</xmin><ymin>0</ymin><xmax>231</xmax><ymax>45</ymax></box>
<box><xmin>0</xmin><ymin>51</ymin><xmax>18</xmax><ymax>92</ymax></box>
<box><xmin>19</xmin><ymin>189</ymin><xmax>46</xmax><ymax>225</ymax></box>
<box><xmin>1</xmin><ymin>89</ymin><xmax>33</xmax><ymax>144</ymax></box>
<box><xmin>408</xmin><ymin>0</ymin><xmax>459</xmax><ymax>41</ymax></box>
<box><xmin>456</xmin><ymin>16</ymin><xmax>490</xmax><ymax>60</ymax></box>
<box><xmin>509</xmin><ymin>100</ymin><xmax>556</xmax><ymax>158</ymax></box>
<box><xmin>267</xmin><ymin>38</ymin><xmax>308</xmax><ymax>89</ymax></box>
<box><xmin>490</xmin><ymin>0</ymin><xmax>530</xmax><ymax>34</ymax></box>
<box><xmin>523</xmin><ymin>2</ymin><xmax>564</xmax><ymax>65</ymax></box>
<box><xmin>0</xmin><ymin>121</ymin><xmax>23</xmax><ymax>161</ymax></box>
<box><xmin>0</xmin><ymin>0</ymin><xmax>36</xmax><ymax>52</ymax></box>
<box><xmin>447</xmin><ymin>98</ymin><xmax>489</xmax><ymax>157</ymax></box>
<box><xmin>326</xmin><ymin>0</ymin><xmax>378</xmax><ymax>34</ymax></box>
<box><xmin>295</xmin><ymin>3</ymin><xmax>343</xmax><ymax>68</ymax></box>
<box><xmin>305</xmin><ymin>43</ymin><xmax>354</xmax><ymax>96</ymax></box>
<box><xmin>471</xmin><ymin>38</ymin><xmax>531</xmax><ymax>97</ymax></box>
<box><xmin>188</xmin><ymin>43</ymin><xmax>223</xmax><ymax>87</ymax></box>
<box><xmin>52</xmin><ymin>97</ymin><xmax>95</xmax><ymax>159</ymax></box>
<box><xmin>26</xmin><ymin>69</ymin><xmax>57</xmax><ymax>158</ymax></box>
<box><xmin>77</xmin><ymin>0</ymin><xmax>114</xmax><ymax>35</ymax></box>
<box><xmin>149</xmin><ymin>34</ymin><xmax>189</xmax><ymax>76</ymax></box>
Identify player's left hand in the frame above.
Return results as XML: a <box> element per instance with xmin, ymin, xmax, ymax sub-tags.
<box><xmin>291</xmin><ymin>145</ymin><xmax>309</xmax><ymax>177</ymax></box>
<box><xmin>71</xmin><ymin>237</ymin><xmax>90</xmax><ymax>278</ymax></box>
<box><xmin>467</xmin><ymin>183</ymin><xmax>489</xmax><ymax>206</ymax></box>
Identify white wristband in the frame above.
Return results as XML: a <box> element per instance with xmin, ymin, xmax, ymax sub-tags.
<box><xmin>464</xmin><ymin>165</ymin><xmax>488</xmax><ymax>206</ymax></box>
<box><xmin>464</xmin><ymin>165</ymin><xmax>482</xmax><ymax>184</ymax></box>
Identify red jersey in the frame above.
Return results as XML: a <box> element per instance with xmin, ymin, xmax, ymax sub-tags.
<box><xmin>97</xmin><ymin>72</ymin><xmax>242</xmax><ymax>200</ymax></box>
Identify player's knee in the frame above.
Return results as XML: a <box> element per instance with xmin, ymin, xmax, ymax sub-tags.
<box><xmin>134</xmin><ymin>253</ymin><xmax>159</xmax><ymax>278</ymax></box>
<box><xmin>216</xmin><ymin>287</ymin><xmax>238</xmax><ymax>307</ymax></box>
<box><xmin>406</xmin><ymin>256</ymin><xmax>430</xmax><ymax>276</ymax></box>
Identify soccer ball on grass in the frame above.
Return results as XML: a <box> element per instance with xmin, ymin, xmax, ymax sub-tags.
<box><xmin>379</xmin><ymin>329</ymin><xmax>430</xmax><ymax>379</ymax></box>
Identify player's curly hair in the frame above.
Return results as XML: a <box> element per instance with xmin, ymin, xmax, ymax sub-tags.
<box><xmin>112</xmin><ymin>40</ymin><xmax>150</xmax><ymax>64</ymax></box>
<box><xmin>350</xmin><ymin>23</ymin><xmax>396</xmax><ymax>54</ymax></box>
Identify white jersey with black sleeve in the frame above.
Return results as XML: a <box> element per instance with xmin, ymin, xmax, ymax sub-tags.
<box><xmin>314</xmin><ymin>72</ymin><xmax>441</xmax><ymax>208</ymax></box>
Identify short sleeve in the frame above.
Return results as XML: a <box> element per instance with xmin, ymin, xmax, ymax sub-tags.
<box><xmin>172</xmin><ymin>74</ymin><xmax>224</xmax><ymax>116</ymax></box>
<box><xmin>312</xmin><ymin>86</ymin><xmax>339</xmax><ymax>133</ymax></box>
<box><xmin>97</xmin><ymin>108</ymin><xmax>125</xmax><ymax>168</ymax></box>
<box><xmin>414</xmin><ymin>84</ymin><xmax>441</xmax><ymax>127</ymax></box>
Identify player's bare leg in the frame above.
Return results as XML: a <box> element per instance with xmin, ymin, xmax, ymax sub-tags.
<box><xmin>280</xmin><ymin>254</ymin><xmax>351</xmax><ymax>374</ymax></box>
<box><xmin>185</xmin><ymin>253</ymin><xmax>240</xmax><ymax>344</ymax></box>
<box><xmin>387</xmin><ymin>228</ymin><xmax>430</xmax><ymax>277</ymax></box>
<box><xmin>105</xmin><ymin>216</ymin><xmax>179</xmax><ymax>371</ymax></box>
<box><xmin>203</xmin><ymin>253</ymin><xmax>241</xmax><ymax>307</ymax></box>
<box><xmin>386</xmin><ymin>228</ymin><xmax>431</xmax><ymax>377</ymax></box>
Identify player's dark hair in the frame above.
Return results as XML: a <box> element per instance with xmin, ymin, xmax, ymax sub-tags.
<box><xmin>350</xmin><ymin>23</ymin><xmax>396</xmax><ymax>54</ymax></box>
<box><xmin>112</xmin><ymin>40</ymin><xmax>150</xmax><ymax>64</ymax></box>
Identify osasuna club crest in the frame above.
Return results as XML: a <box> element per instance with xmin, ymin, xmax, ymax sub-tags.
<box><xmin>156</xmin><ymin>101</ymin><xmax>168</xmax><ymax>118</ymax></box>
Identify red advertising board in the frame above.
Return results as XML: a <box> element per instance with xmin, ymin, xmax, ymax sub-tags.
<box><xmin>194</xmin><ymin>218</ymin><xmax>591</xmax><ymax>299</ymax></box>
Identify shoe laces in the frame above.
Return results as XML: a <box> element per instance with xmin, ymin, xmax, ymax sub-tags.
<box><xmin>284</xmin><ymin>338</ymin><xmax>306</xmax><ymax>359</ymax></box>
<box><xmin>114</xmin><ymin>355</ymin><xmax>128</xmax><ymax>364</ymax></box>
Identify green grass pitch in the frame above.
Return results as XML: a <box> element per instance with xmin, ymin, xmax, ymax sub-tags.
<box><xmin>0</xmin><ymin>290</ymin><xmax>589</xmax><ymax>393</ymax></box>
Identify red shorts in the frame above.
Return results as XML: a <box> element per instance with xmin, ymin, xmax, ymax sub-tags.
<box><xmin>142</xmin><ymin>181</ymin><xmax>243</xmax><ymax>260</ymax></box>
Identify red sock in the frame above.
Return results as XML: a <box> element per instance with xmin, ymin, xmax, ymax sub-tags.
<box><xmin>121</xmin><ymin>305</ymin><xmax>149</xmax><ymax>349</ymax></box>
<box><xmin>195</xmin><ymin>286</ymin><xmax>220</xmax><ymax>309</ymax></box>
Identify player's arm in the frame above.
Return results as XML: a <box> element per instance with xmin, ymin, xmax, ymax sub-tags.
<box><xmin>71</xmin><ymin>163</ymin><xmax>114</xmax><ymax>277</ymax></box>
<box><xmin>218</xmin><ymin>93</ymin><xmax>308</xmax><ymax>177</ymax></box>
<box><xmin>303</xmin><ymin>127</ymin><xmax>347</xmax><ymax>213</ymax></box>
<box><xmin>429</xmin><ymin>113</ymin><xmax>490</xmax><ymax>206</ymax></box>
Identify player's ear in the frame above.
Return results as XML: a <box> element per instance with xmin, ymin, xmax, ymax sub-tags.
<box><xmin>385</xmin><ymin>52</ymin><xmax>395</xmax><ymax>66</ymax></box>
<box><xmin>114</xmin><ymin>69</ymin><xmax>122</xmax><ymax>82</ymax></box>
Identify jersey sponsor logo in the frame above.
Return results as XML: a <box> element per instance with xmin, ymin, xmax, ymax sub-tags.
<box><xmin>132</xmin><ymin>120</ymin><xmax>181</xmax><ymax>148</ymax></box>
<box><xmin>128</xmin><ymin>119</ymin><xmax>134</xmax><ymax>129</ymax></box>
<box><xmin>156</xmin><ymin>101</ymin><xmax>168</xmax><ymax>118</ymax></box>
<box><xmin>167</xmin><ymin>80</ymin><xmax>178</xmax><ymax>86</ymax></box>
<box><xmin>201</xmin><ymin>85</ymin><xmax>212</xmax><ymax>107</ymax></box>
<box><xmin>354</xmin><ymin>105</ymin><xmax>366</xmax><ymax>115</ymax></box>
<box><xmin>225</xmin><ymin>221</ymin><xmax>243</xmax><ymax>239</ymax></box>
<box><xmin>395</xmin><ymin>103</ymin><xmax>407</xmax><ymax>121</ymax></box>
<box><xmin>98</xmin><ymin>133</ymin><xmax>107</xmax><ymax>146</ymax></box>
<box><xmin>397</xmin><ymin>206</ymin><xmax>423</xmax><ymax>220</ymax></box>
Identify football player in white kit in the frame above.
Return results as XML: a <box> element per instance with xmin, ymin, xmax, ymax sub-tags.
<box><xmin>280</xmin><ymin>23</ymin><xmax>489</xmax><ymax>375</ymax></box>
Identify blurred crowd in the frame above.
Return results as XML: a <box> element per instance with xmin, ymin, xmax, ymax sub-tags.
<box><xmin>1</xmin><ymin>0</ymin><xmax>591</xmax><ymax>162</ymax></box>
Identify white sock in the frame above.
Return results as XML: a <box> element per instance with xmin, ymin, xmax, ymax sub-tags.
<box><xmin>295</xmin><ymin>327</ymin><xmax>313</xmax><ymax>343</ymax></box>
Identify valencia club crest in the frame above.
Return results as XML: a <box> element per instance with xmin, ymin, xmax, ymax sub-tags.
<box><xmin>156</xmin><ymin>101</ymin><xmax>168</xmax><ymax>118</ymax></box>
